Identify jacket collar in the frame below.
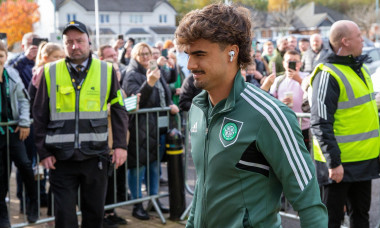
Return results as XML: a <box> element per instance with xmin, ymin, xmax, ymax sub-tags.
<box><xmin>192</xmin><ymin>70</ymin><xmax>245</xmax><ymax>113</ymax></box>
<box><xmin>127</xmin><ymin>58</ymin><xmax>147</xmax><ymax>75</ymax></box>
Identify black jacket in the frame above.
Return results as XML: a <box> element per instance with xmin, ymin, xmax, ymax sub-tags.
<box><xmin>310</xmin><ymin>52</ymin><xmax>379</xmax><ymax>185</ymax></box>
<box><xmin>178</xmin><ymin>75</ymin><xmax>202</xmax><ymax>112</ymax></box>
<box><xmin>122</xmin><ymin>58</ymin><xmax>172</xmax><ymax>168</ymax></box>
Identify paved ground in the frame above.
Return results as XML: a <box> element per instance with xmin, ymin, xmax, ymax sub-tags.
<box><xmin>7</xmin><ymin>156</ymin><xmax>380</xmax><ymax>228</ymax></box>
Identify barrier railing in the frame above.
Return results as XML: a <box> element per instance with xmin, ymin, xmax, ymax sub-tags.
<box><xmin>2</xmin><ymin>107</ymin><xmax>183</xmax><ymax>227</ymax></box>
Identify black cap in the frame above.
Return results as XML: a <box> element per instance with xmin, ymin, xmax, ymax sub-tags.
<box><xmin>62</xmin><ymin>20</ymin><xmax>89</xmax><ymax>37</ymax></box>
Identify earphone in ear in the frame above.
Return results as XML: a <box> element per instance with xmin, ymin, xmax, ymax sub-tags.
<box><xmin>228</xmin><ymin>50</ymin><xmax>235</xmax><ymax>62</ymax></box>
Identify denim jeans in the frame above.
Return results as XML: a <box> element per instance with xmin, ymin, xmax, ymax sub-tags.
<box><xmin>128</xmin><ymin>160</ymin><xmax>159</xmax><ymax>199</ymax></box>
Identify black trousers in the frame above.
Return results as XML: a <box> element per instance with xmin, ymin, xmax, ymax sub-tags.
<box><xmin>50</xmin><ymin>157</ymin><xmax>108</xmax><ymax>228</ymax></box>
<box><xmin>323</xmin><ymin>180</ymin><xmax>371</xmax><ymax>228</ymax></box>
<box><xmin>0</xmin><ymin>133</ymin><xmax>37</xmax><ymax>218</ymax></box>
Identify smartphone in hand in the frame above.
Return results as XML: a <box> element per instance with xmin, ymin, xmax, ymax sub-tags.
<box><xmin>149</xmin><ymin>60</ymin><xmax>158</xmax><ymax>71</ymax></box>
<box><xmin>288</xmin><ymin>61</ymin><xmax>297</xmax><ymax>70</ymax></box>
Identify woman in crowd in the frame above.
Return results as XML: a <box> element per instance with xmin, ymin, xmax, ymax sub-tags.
<box><xmin>121</xmin><ymin>42</ymin><xmax>178</xmax><ymax>220</ymax></box>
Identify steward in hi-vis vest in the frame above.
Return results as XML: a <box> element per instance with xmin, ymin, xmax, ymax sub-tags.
<box><xmin>310</xmin><ymin>60</ymin><xmax>380</xmax><ymax>185</ymax></box>
<box><xmin>310</xmin><ymin>19</ymin><xmax>380</xmax><ymax>228</ymax></box>
<box><xmin>33</xmin><ymin>20</ymin><xmax>128</xmax><ymax>228</ymax></box>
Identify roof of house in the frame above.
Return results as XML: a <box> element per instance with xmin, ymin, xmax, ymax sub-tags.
<box><xmin>56</xmin><ymin>0</ymin><xmax>176</xmax><ymax>12</ymax></box>
<box><xmin>294</xmin><ymin>2</ymin><xmax>348</xmax><ymax>29</ymax></box>
<box><xmin>149</xmin><ymin>26</ymin><xmax>176</xmax><ymax>34</ymax></box>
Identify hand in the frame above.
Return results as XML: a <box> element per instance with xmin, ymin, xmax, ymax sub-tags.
<box><xmin>41</xmin><ymin>156</ymin><xmax>57</xmax><ymax>170</ymax></box>
<box><xmin>25</xmin><ymin>45</ymin><xmax>38</xmax><ymax>61</ymax></box>
<box><xmin>113</xmin><ymin>39</ymin><xmax>124</xmax><ymax>50</ymax></box>
<box><xmin>329</xmin><ymin>165</ymin><xmax>344</xmax><ymax>183</ymax></box>
<box><xmin>281</xmin><ymin>97</ymin><xmax>292</xmax><ymax>106</ymax></box>
<box><xmin>253</xmin><ymin>71</ymin><xmax>263</xmax><ymax>80</ymax></box>
<box><xmin>157</xmin><ymin>56</ymin><xmax>167</xmax><ymax>67</ymax></box>
<box><xmin>112</xmin><ymin>148</ymin><xmax>127</xmax><ymax>169</ymax></box>
<box><xmin>175</xmin><ymin>88</ymin><xmax>181</xmax><ymax>95</ymax></box>
<box><xmin>167</xmin><ymin>58</ymin><xmax>175</xmax><ymax>69</ymax></box>
<box><xmin>169</xmin><ymin>104</ymin><xmax>179</xmax><ymax>115</ymax></box>
<box><xmin>15</xmin><ymin>126</ymin><xmax>30</xmax><ymax>141</ymax></box>
<box><xmin>260</xmin><ymin>73</ymin><xmax>275</xmax><ymax>92</ymax></box>
<box><xmin>287</xmin><ymin>69</ymin><xmax>302</xmax><ymax>84</ymax></box>
<box><xmin>147</xmin><ymin>68</ymin><xmax>160</xmax><ymax>87</ymax></box>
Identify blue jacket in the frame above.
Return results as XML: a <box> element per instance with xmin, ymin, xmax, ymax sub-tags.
<box><xmin>8</xmin><ymin>53</ymin><xmax>35</xmax><ymax>88</ymax></box>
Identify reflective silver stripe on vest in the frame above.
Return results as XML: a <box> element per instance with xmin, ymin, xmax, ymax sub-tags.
<box><xmin>335</xmin><ymin>129</ymin><xmax>379</xmax><ymax>143</ymax></box>
<box><xmin>46</xmin><ymin>132</ymin><xmax>108</xmax><ymax>144</ymax></box>
<box><xmin>238</xmin><ymin>160</ymin><xmax>270</xmax><ymax>170</ymax></box>
<box><xmin>49</xmin><ymin>61</ymin><xmax>108</xmax><ymax>121</ymax></box>
<box><xmin>100</xmin><ymin>61</ymin><xmax>108</xmax><ymax>110</ymax></box>
<box><xmin>362</xmin><ymin>65</ymin><xmax>370</xmax><ymax>76</ymax></box>
<box><xmin>325</xmin><ymin>63</ymin><xmax>373</xmax><ymax>109</ymax></box>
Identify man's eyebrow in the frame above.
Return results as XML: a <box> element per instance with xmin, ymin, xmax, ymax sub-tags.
<box><xmin>185</xmin><ymin>50</ymin><xmax>207</xmax><ymax>55</ymax></box>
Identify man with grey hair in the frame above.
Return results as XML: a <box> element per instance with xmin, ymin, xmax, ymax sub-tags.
<box><xmin>310</xmin><ymin>20</ymin><xmax>379</xmax><ymax>228</ymax></box>
<box><xmin>269</xmin><ymin>37</ymin><xmax>288</xmax><ymax>76</ymax></box>
<box><xmin>301</xmin><ymin>33</ymin><xmax>330</xmax><ymax>73</ymax></box>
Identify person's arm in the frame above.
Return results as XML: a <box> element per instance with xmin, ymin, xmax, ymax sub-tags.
<box><xmin>257</xmin><ymin>106</ymin><xmax>328</xmax><ymax>227</ymax></box>
<box><xmin>12</xmin><ymin>71</ymin><xmax>31</xmax><ymax>140</ymax></box>
<box><xmin>109</xmin><ymin>68</ymin><xmax>128</xmax><ymax>169</ymax></box>
<box><xmin>179</xmin><ymin>76</ymin><xmax>197</xmax><ymax>112</ymax></box>
<box><xmin>310</xmin><ymin>71</ymin><xmax>341</xmax><ymax>169</ymax></box>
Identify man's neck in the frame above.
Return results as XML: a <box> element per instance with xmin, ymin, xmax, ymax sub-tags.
<box><xmin>208</xmin><ymin>73</ymin><xmax>236</xmax><ymax>106</ymax></box>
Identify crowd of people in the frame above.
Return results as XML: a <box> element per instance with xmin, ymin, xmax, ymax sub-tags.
<box><xmin>1</xmin><ymin>2</ymin><xmax>380</xmax><ymax>228</ymax></box>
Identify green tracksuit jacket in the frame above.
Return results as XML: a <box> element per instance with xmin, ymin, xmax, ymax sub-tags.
<box><xmin>187</xmin><ymin>71</ymin><xmax>327</xmax><ymax>228</ymax></box>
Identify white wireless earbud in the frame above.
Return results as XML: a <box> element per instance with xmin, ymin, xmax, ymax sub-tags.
<box><xmin>228</xmin><ymin>50</ymin><xmax>235</xmax><ymax>62</ymax></box>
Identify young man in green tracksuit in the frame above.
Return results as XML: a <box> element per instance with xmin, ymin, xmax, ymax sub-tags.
<box><xmin>175</xmin><ymin>4</ymin><xmax>327</xmax><ymax>227</ymax></box>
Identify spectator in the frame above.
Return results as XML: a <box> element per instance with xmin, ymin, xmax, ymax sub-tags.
<box><xmin>269</xmin><ymin>50</ymin><xmax>310</xmax><ymax>150</ymax></box>
<box><xmin>0</xmin><ymin>41</ymin><xmax>38</xmax><ymax>227</ymax></box>
<box><xmin>253</xmin><ymin>49</ymin><xmax>269</xmax><ymax>76</ymax></box>
<box><xmin>174</xmin><ymin>40</ymin><xmax>190</xmax><ymax>78</ymax></box>
<box><xmin>287</xmin><ymin>35</ymin><xmax>299</xmax><ymax>52</ymax></box>
<box><xmin>122</xmin><ymin>42</ymin><xmax>179</xmax><ymax>220</ymax></box>
<box><xmin>167</xmin><ymin>48</ymin><xmax>184</xmax><ymax>106</ymax></box>
<box><xmin>301</xmin><ymin>33</ymin><xmax>330</xmax><ymax>73</ymax></box>
<box><xmin>262</xmin><ymin>40</ymin><xmax>274</xmax><ymax>63</ymax></box>
<box><xmin>310</xmin><ymin>20</ymin><xmax>380</xmax><ymax>228</ymax></box>
<box><xmin>151</xmin><ymin>47</ymin><xmax>161</xmax><ymax>60</ymax></box>
<box><xmin>98</xmin><ymin>45</ymin><xmax>128</xmax><ymax>228</ymax></box>
<box><xmin>33</xmin><ymin>20</ymin><xmax>128</xmax><ymax>228</ymax></box>
<box><xmin>298</xmin><ymin>38</ymin><xmax>310</xmax><ymax>56</ymax></box>
<box><xmin>119</xmin><ymin>38</ymin><xmax>134</xmax><ymax>66</ymax></box>
<box><xmin>155</xmin><ymin>41</ymin><xmax>163</xmax><ymax>52</ymax></box>
<box><xmin>269</xmin><ymin>37</ymin><xmax>288</xmax><ymax>76</ymax></box>
<box><xmin>178</xmin><ymin>74</ymin><xmax>202</xmax><ymax>112</ymax></box>
<box><xmin>99</xmin><ymin>44</ymin><xmax>127</xmax><ymax>85</ymax></box>
<box><xmin>175</xmin><ymin>3</ymin><xmax>327</xmax><ymax>227</ymax></box>
<box><xmin>245</xmin><ymin>62</ymin><xmax>275</xmax><ymax>92</ymax></box>
<box><xmin>8</xmin><ymin>32</ymin><xmax>39</xmax><ymax>214</ymax></box>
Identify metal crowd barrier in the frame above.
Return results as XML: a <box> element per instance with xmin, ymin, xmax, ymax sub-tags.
<box><xmin>2</xmin><ymin>107</ymin><xmax>183</xmax><ymax>227</ymax></box>
<box><xmin>180</xmin><ymin>112</ymin><xmax>312</xmax><ymax>222</ymax></box>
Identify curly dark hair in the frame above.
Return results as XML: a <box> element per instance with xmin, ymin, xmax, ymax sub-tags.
<box><xmin>175</xmin><ymin>3</ymin><xmax>252</xmax><ymax>69</ymax></box>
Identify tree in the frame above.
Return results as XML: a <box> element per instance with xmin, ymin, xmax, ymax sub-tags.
<box><xmin>347</xmin><ymin>3</ymin><xmax>377</xmax><ymax>38</ymax></box>
<box><xmin>0</xmin><ymin>0</ymin><xmax>40</xmax><ymax>49</ymax></box>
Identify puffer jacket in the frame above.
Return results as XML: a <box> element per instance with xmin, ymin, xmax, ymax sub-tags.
<box><xmin>122</xmin><ymin>59</ymin><xmax>172</xmax><ymax>168</ymax></box>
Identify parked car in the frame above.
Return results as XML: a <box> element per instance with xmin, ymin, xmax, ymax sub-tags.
<box><xmin>363</xmin><ymin>47</ymin><xmax>380</xmax><ymax>75</ymax></box>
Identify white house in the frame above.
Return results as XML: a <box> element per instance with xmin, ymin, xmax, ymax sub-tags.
<box><xmin>54</xmin><ymin>0</ymin><xmax>177</xmax><ymax>47</ymax></box>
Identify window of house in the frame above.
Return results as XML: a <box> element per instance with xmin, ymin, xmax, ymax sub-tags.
<box><xmin>159</xmin><ymin>14</ymin><xmax>167</xmax><ymax>23</ymax></box>
<box><xmin>129</xmin><ymin>15</ymin><xmax>143</xmax><ymax>23</ymax></box>
<box><xmin>100</xmin><ymin>14</ymin><xmax>110</xmax><ymax>23</ymax></box>
<box><xmin>67</xmin><ymin>14</ymin><xmax>77</xmax><ymax>22</ymax></box>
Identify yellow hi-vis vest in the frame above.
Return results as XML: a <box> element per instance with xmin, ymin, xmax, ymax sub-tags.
<box><xmin>310</xmin><ymin>63</ymin><xmax>380</xmax><ymax>163</ymax></box>
<box><xmin>44</xmin><ymin>58</ymin><xmax>118</xmax><ymax>156</ymax></box>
